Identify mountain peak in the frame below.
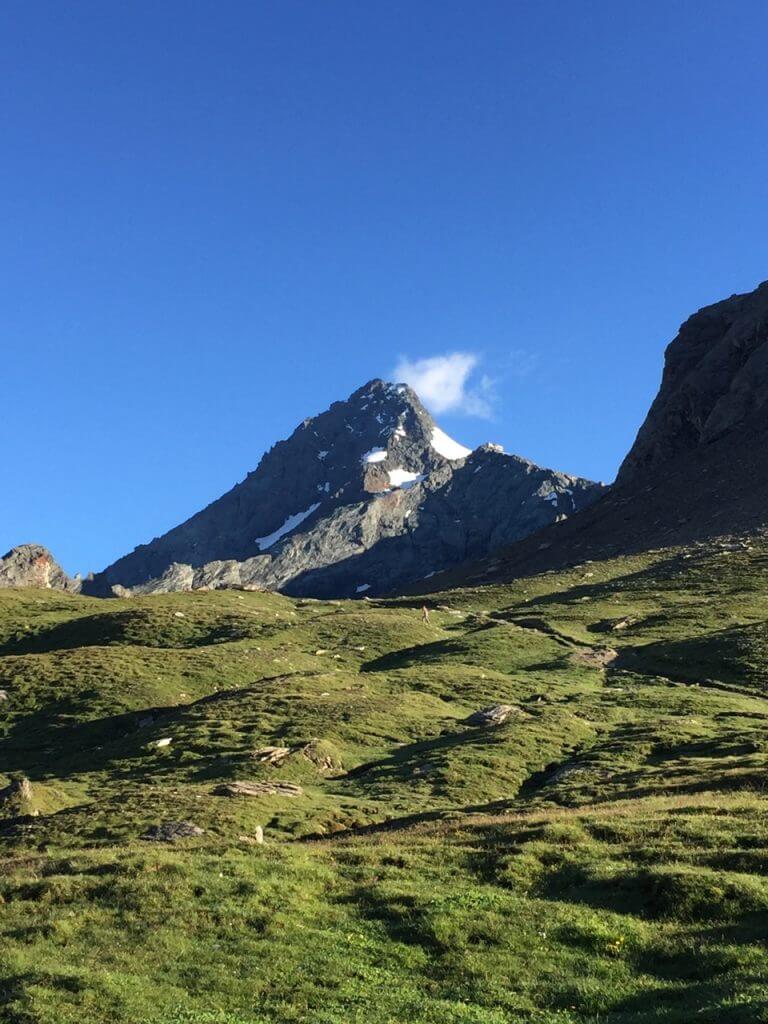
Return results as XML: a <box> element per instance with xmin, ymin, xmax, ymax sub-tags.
<box><xmin>283</xmin><ymin>378</ymin><xmax>472</xmax><ymax>499</ymax></box>
<box><xmin>85</xmin><ymin>378</ymin><xmax>601</xmax><ymax>597</ymax></box>
<box><xmin>431</xmin><ymin>278</ymin><xmax>768</xmax><ymax>590</ymax></box>
<box><xmin>348</xmin><ymin>377</ymin><xmax>412</xmax><ymax>399</ymax></box>
<box><xmin>337</xmin><ymin>379</ymin><xmax>434</xmax><ymax>439</ymax></box>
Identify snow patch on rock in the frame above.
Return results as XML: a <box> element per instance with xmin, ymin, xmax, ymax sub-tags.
<box><xmin>431</xmin><ymin>426</ymin><xmax>471</xmax><ymax>461</ymax></box>
<box><xmin>255</xmin><ymin>503</ymin><xmax>321</xmax><ymax>551</ymax></box>
<box><xmin>388</xmin><ymin>468</ymin><xmax>424</xmax><ymax>489</ymax></box>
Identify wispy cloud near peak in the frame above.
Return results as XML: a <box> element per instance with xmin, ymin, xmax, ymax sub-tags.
<box><xmin>393</xmin><ymin>351</ymin><xmax>495</xmax><ymax>418</ymax></box>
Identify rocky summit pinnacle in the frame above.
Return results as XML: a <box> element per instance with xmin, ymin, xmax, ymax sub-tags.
<box><xmin>83</xmin><ymin>378</ymin><xmax>604</xmax><ymax>598</ymax></box>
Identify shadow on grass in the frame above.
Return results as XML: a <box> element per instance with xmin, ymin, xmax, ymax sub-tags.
<box><xmin>359</xmin><ymin>626</ymin><xmax>498</xmax><ymax>673</ymax></box>
<box><xmin>342</xmin><ymin>722</ymin><xmax>515</xmax><ymax>789</ymax></box>
<box><xmin>614</xmin><ymin>620</ymin><xmax>768</xmax><ymax>696</ymax></box>
<box><xmin>0</xmin><ymin>693</ymin><xmax>163</xmax><ymax>774</ymax></box>
<box><xmin>0</xmin><ymin>611</ymin><xmax>264</xmax><ymax>656</ymax></box>
<box><xmin>0</xmin><ymin>673</ymin><xmax>304</xmax><ymax>781</ymax></box>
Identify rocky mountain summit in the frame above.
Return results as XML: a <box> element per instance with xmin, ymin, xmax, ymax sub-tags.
<box><xmin>84</xmin><ymin>380</ymin><xmax>603</xmax><ymax>598</ymax></box>
<box><xmin>0</xmin><ymin>545</ymin><xmax>75</xmax><ymax>592</ymax></box>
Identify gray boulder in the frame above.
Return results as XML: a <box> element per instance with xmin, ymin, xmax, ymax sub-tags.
<box><xmin>467</xmin><ymin>704</ymin><xmax>519</xmax><ymax>727</ymax></box>
<box><xmin>141</xmin><ymin>821</ymin><xmax>205</xmax><ymax>842</ymax></box>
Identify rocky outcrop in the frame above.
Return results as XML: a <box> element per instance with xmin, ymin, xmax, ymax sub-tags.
<box><xmin>86</xmin><ymin>379</ymin><xmax>604</xmax><ymax>598</ymax></box>
<box><xmin>251</xmin><ymin>746</ymin><xmax>292</xmax><ymax>765</ymax></box>
<box><xmin>239</xmin><ymin>827</ymin><xmax>265</xmax><ymax>845</ymax></box>
<box><xmin>466</xmin><ymin>704</ymin><xmax>521</xmax><ymax>727</ymax></box>
<box><xmin>618</xmin><ymin>280</ymin><xmax>768</xmax><ymax>484</ymax></box>
<box><xmin>0</xmin><ymin>777</ymin><xmax>35</xmax><ymax>818</ymax></box>
<box><xmin>0</xmin><ymin>545</ymin><xmax>77</xmax><ymax>591</ymax></box>
<box><xmin>141</xmin><ymin>821</ymin><xmax>205</xmax><ymax>842</ymax></box>
<box><xmin>213</xmin><ymin>781</ymin><xmax>304</xmax><ymax>798</ymax></box>
<box><xmin>250</xmin><ymin>739</ymin><xmax>342</xmax><ymax>772</ymax></box>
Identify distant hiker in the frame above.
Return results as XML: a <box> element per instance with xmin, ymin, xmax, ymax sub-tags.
<box><xmin>421</xmin><ymin>605</ymin><xmax>430</xmax><ymax>624</ymax></box>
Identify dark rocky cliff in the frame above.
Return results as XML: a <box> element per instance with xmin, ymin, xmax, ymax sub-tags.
<box><xmin>618</xmin><ymin>280</ymin><xmax>768</xmax><ymax>484</ymax></box>
<box><xmin>426</xmin><ymin>279</ymin><xmax>768</xmax><ymax>590</ymax></box>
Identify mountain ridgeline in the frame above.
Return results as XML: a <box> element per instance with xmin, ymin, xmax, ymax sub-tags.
<box><xmin>5</xmin><ymin>278</ymin><xmax>768</xmax><ymax>598</ymax></box>
<box><xmin>78</xmin><ymin>380</ymin><xmax>602</xmax><ymax>598</ymax></box>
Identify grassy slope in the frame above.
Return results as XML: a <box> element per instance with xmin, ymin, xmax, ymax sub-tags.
<box><xmin>1</xmin><ymin>540</ymin><xmax>768</xmax><ymax>1022</ymax></box>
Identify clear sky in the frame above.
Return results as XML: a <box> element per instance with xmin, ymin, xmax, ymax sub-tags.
<box><xmin>3</xmin><ymin>1</ymin><xmax>768</xmax><ymax>576</ymax></box>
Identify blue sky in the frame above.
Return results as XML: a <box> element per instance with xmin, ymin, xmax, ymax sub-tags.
<box><xmin>3</xmin><ymin>1</ymin><xmax>768</xmax><ymax>576</ymax></box>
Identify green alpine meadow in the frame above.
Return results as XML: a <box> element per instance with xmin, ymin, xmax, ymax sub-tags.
<box><xmin>2</xmin><ymin>534</ymin><xmax>768</xmax><ymax>1023</ymax></box>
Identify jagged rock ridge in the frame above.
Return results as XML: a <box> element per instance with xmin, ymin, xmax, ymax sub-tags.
<box><xmin>87</xmin><ymin>379</ymin><xmax>604</xmax><ymax>597</ymax></box>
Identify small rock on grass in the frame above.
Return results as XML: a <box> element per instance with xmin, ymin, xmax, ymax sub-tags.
<box><xmin>466</xmin><ymin>704</ymin><xmax>518</xmax><ymax>727</ymax></box>
<box><xmin>0</xmin><ymin>777</ymin><xmax>36</xmax><ymax>817</ymax></box>
<box><xmin>251</xmin><ymin>746</ymin><xmax>291</xmax><ymax>765</ymax></box>
<box><xmin>213</xmin><ymin>781</ymin><xmax>303</xmax><ymax>798</ymax></box>
<box><xmin>239</xmin><ymin>827</ymin><xmax>265</xmax><ymax>845</ymax></box>
<box><xmin>141</xmin><ymin>821</ymin><xmax>205</xmax><ymax>842</ymax></box>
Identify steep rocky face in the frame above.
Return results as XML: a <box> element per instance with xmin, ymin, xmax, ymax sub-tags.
<box><xmin>0</xmin><ymin>545</ymin><xmax>76</xmax><ymax>591</ymax></box>
<box><xmin>277</xmin><ymin>444</ymin><xmax>600</xmax><ymax>598</ymax></box>
<box><xmin>427</xmin><ymin>279</ymin><xmax>768</xmax><ymax>590</ymax></box>
<box><xmin>618</xmin><ymin>280</ymin><xmax>768</xmax><ymax>484</ymax></box>
<box><xmin>88</xmin><ymin>379</ymin><xmax>604</xmax><ymax>598</ymax></box>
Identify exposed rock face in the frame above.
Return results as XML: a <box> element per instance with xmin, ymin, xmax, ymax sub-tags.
<box><xmin>239</xmin><ymin>827</ymin><xmax>265</xmax><ymax>845</ymax></box>
<box><xmin>300</xmin><ymin>738</ymin><xmax>342</xmax><ymax>772</ymax></box>
<box><xmin>0</xmin><ymin>544</ymin><xmax>76</xmax><ymax>591</ymax></box>
<box><xmin>86</xmin><ymin>380</ymin><xmax>603</xmax><ymax>598</ymax></box>
<box><xmin>618</xmin><ymin>280</ymin><xmax>768</xmax><ymax>484</ymax></box>
<box><xmin>424</xmin><ymin>279</ymin><xmax>768</xmax><ymax>588</ymax></box>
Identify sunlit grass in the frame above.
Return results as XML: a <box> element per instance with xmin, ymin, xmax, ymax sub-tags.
<box><xmin>2</xmin><ymin>537</ymin><xmax>768</xmax><ymax>1020</ymax></box>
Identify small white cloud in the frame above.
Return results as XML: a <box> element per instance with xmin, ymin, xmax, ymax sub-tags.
<box><xmin>393</xmin><ymin>352</ymin><xmax>495</xmax><ymax>418</ymax></box>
